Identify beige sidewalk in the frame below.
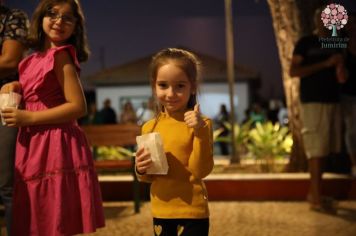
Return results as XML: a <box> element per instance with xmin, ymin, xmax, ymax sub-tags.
<box><xmin>87</xmin><ymin>201</ymin><xmax>356</xmax><ymax>236</ymax></box>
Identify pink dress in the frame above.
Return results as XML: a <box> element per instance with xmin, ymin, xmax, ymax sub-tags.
<box><xmin>12</xmin><ymin>45</ymin><xmax>105</xmax><ymax>236</ymax></box>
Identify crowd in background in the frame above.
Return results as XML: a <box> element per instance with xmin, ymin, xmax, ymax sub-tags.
<box><xmin>79</xmin><ymin>97</ymin><xmax>155</xmax><ymax>125</ymax></box>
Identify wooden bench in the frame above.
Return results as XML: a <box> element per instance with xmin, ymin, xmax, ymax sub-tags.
<box><xmin>81</xmin><ymin>124</ymin><xmax>142</xmax><ymax>213</ymax></box>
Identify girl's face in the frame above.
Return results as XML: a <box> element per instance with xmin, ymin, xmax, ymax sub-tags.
<box><xmin>155</xmin><ymin>63</ymin><xmax>193</xmax><ymax>114</ymax></box>
<box><xmin>42</xmin><ymin>3</ymin><xmax>76</xmax><ymax>48</ymax></box>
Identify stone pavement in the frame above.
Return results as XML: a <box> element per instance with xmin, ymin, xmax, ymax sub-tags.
<box><xmin>85</xmin><ymin>200</ymin><xmax>356</xmax><ymax>236</ymax></box>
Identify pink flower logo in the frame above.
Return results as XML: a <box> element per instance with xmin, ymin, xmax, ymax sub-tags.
<box><xmin>321</xmin><ymin>3</ymin><xmax>348</xmax><ymax>36</ymax></box>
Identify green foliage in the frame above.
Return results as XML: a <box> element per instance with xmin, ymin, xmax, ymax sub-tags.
<box><xmin>96</xmin><ymin>146</ymin><xmax>134</xmax><ymax>161</ymax></box>
<box><xmin>246</xmin><ymin>122</ymin><xmax>293</xmax><ymax>172</ymax></box>
<box><xmin>246</xmin><ymin>122</ymin><xmax>293</xmax><ymax>160</ymax></box>
<box><xmin>213</xmin><ymin>120</ymin><xmax>293</xmax><ymax>172</ymax></box>
<box><xmin>214</xmin><ymin>120</ymin><xmax>252</xmax><ymax>151</ymax></box>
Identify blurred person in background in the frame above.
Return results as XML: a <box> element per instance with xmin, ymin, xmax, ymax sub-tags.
<box><xmin>289</xmin><ymin>7</ymin><xmax>345</xmax><ymax>212</ymax></box>
<box><xmin>341</xmin><ymin>11</ymin><xmax>356</xmax><ymax>177</ymax></box>
<box><xmin>0</xmin><ymin>1</ymin><xmax>29</xmax><ymax>234</ymax></box>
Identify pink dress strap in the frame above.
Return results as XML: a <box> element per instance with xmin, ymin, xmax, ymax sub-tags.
<box><xmin>19</xmin><ymin>45</ymin><xmax>81</xmax><ymax>92</ymax></box>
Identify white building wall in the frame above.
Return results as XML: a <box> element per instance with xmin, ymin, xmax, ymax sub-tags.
<box><xmin>200</xmin><ymin>83</ymin><xmax>248</xmax><ymax>122</ymax></box>
<box><xmin>96</xmin><ymin>82</ymin><xmax>249</xmax><ymax>123</ymax></box>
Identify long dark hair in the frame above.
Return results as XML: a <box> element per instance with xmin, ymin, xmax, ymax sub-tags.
<box><xmin>28</xmin><ymin>0</ymin><xmax>89</xmax><ymax>62</ymax></box>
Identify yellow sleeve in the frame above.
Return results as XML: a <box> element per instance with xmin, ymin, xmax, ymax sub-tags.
<box><xmin>135</xmin><ymin>120</ymin><xmax>156</xmax><ymax>183</ymax></box>
<box><xmin>187</xmin><ymin>118</ymin><xmax>214</xmax><ymax>179</ymax></box>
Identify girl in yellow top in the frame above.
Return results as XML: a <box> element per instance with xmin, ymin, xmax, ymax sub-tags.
<box><xmin>135</xmin><ymin>48</ymin><xmax>214</xmax><ymax>236</ymax></box>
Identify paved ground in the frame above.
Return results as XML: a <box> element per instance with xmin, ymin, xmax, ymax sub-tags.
<box><xmin>84</xmin><ymin>200</ymin><xmax>356</xmax><ymax>236</ymax></box>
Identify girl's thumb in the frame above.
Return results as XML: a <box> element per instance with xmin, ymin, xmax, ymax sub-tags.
<box><xmin>194</xmin><ymin>104</ymin><xmax>200</xmax><ymax>113</ymax></box>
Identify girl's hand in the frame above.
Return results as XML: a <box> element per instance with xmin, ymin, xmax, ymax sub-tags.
<box><xmin>135</xmin><ymin>146</ymin><xmax>152</xmax><ymax>174</ymax></box>
<box><xmin>184</xmin><ymin>104</ymin><xmax>204</xmax><ymax>129</ymax></box>
<box><xmin>0</xmin><ymin>81</ymin><xmax>22</xmax><ymax>94</ymax></box>
<box><xmin>1</xmin><ymin>107</ymin><xmax>32</xmax><ymax>127</ymax></box>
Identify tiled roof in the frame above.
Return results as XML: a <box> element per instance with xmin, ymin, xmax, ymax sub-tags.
<box><xmin>85</xmin><ymin>49</ymin><xmax>260</xmax><ymax>86</ymax></box>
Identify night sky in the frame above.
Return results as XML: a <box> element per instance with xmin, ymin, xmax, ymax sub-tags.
<box><xmin>8</xmin><ymin>0</ymin><xmax>284</xmax><ymax>100</ymax></box>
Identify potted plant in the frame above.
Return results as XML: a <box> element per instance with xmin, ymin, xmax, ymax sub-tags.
<box><xmin>96</xmin><ymin>146</ymin><xmax>133</xmax><ymax>161</ymax></box>
<box><xmin>213</xmin><ymin>120</ymin><xmax>252</xmax><ymax>157</ymax></box>
<box><xmin>95</xmin><ymin>146</ymin><xmax>134</xmax><ymax>170</ymax></box>
<box><xmin>246</xmin><ymin>122</ymin><xmax>293</xmax><ymax>172</ymax></box>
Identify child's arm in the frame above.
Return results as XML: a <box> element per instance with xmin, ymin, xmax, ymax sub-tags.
<box><xmin>188</xmin><ymin>118</ymin><xmax>214</xmax><ymax>179</ymax></box>
<box><xmin>134</xmin><ymin>121</ymin><xmax>156</xmax><ymax>183</ymax></box>
<box><xmin>135</xmin><ymin>147</ymin><xmax>152</xmax><ymax>174</ymax></box>
<box><xmin>184</xmin><ymin>105</ymin><xmax>214</xmax><ymax>179</ymax></box>
<box><xmin>1</xmin><ymin>50</ymin><xmax>87</xmax><ymax>127</ymax></box>
<box><xmin>135</xmin><ymin>146</ymin><xmax>154</xmax><ymax>183</ymax></box>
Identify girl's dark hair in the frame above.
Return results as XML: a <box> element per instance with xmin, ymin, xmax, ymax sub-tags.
<box><xmin>149</xmin><ymin>48</ymin><xmax>201</xmax><ymax>113</ymax></box>
<box><xmin>28</xmin><ymin>0</ymin><xmax>90</xmax><ymax>62</ymax></box>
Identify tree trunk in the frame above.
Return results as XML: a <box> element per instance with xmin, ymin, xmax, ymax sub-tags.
<box><xmin>225</xmin><ymin>0</ymin><xmax>239</xmax><ymax>163</ymax></box>
<box><xmin>266</xmin><ymin>0</ymin><xmax>322</xmax><ymax>171</ymax></box>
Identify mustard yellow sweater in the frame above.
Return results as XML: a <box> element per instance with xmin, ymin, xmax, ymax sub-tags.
<box><xmin>137</xmin><ymin>111</ymin><xmax>214</xmax><ymax>219</ymax></box>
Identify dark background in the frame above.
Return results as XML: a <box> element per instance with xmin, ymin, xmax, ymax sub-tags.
<box><xmin>8</xmin><ymin>0</ymin><xmax>285</xmax><ymax>100</ymax></box>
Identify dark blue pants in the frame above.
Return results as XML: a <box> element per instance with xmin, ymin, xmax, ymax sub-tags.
<box><xmin>0</xmin><ymin>125</ymin><xmax>17</xmax><ymax>235</ymax></box>
<box><xmin>153</xmin><ymin>218</ymin><xmax>209</xmax><ymax>236</ymax></box>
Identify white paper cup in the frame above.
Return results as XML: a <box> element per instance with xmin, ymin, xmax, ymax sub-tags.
<box><xmin>1</xmin><ymin>103</ymin><xmax>17</xmax><ymax>126</ymax></box>
<box><xmin>0</xmin><ymin>92</ymin><xmax>21</xmax><ymax>126</ymax></box>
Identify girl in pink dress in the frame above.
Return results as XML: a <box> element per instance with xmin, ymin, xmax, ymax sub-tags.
<box><xmin>1</xmin><ymin>0</ymin><xmax>105</xmax><ymax>235</ymax></box>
